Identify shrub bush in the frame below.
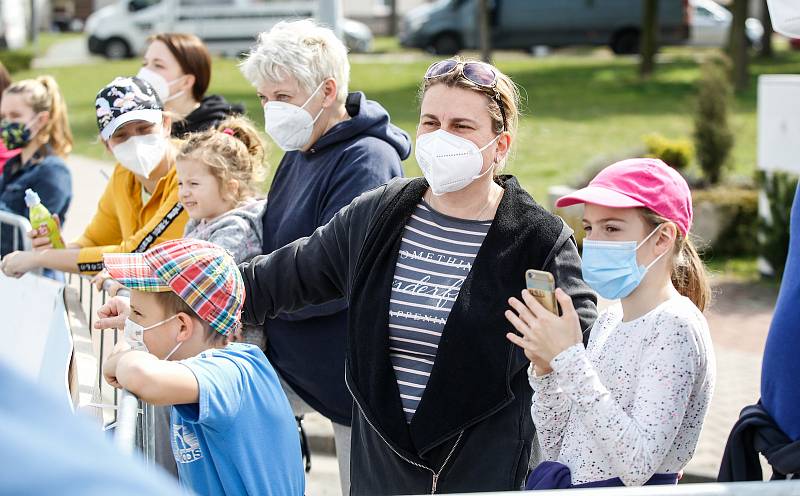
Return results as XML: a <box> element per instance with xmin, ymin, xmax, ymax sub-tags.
<box><xmin>693</xmin><ymin>53</ymin><xmax>734</xmax><ymax>185</ymax></box>
<box><xmin>692</xmin><ymin>186</ymin><xmax>759</xmax><ymax>258</ymax></box>
<box><xmin>0</xmin><ymin>50</ymin><xmax>34</xmax><ymax>74</ymax></box>
<box><xmin>757</xmin><ymin>171</ymin><xmax>799</xmax><ymax>280</ymax></box>
<box><xmin>643</xmin><ymin>133</ymin><xmax>693</xmax><ymax>171</ymax></box>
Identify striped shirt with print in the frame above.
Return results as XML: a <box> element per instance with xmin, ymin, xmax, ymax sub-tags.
<box><xmin>388</xmin><ymin>201</ymin><xmax>491</xmax><ymax>422</ymax></box>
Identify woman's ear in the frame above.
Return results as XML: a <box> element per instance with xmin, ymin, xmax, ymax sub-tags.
<box><xmin>322</xmin><ymin>78</ymin><xmax>338</xmax><ymax>108</ymax></box>
<box><xmin>180</xmin><ymin>74</ymin><xmax>196</xmax><ymax>96</ymax></box>
<box><xmin>494</xmin><ymin>131</ymin><xmax>512</xmax><ymax>164</ymax></box>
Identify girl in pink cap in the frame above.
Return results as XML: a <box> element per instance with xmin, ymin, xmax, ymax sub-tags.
<box><xmin>506</xmin><ymin>158</ymin><xmax>716</xmax><ymax>489</ymax></box>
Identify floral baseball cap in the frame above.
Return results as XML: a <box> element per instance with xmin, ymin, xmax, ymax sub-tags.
<box><xmin>95</xmin><ymin>76</ymin><xmax>163</xmax><ymax>141</ymax></box>
<box><xmin>103</xmin><ymin>239</ymin><xmax>245</xmax><ymax>336</ymax></box>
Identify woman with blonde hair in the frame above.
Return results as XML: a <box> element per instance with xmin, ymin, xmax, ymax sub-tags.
<box><xmin>0</xmin><ymin>75</ymin><xmax>72</xmax><ymax>256</ymax></box>
<box><xmin>238</xmin><ymin>57</ymin><xmax>597</xmax><ymax>493</ymax></box>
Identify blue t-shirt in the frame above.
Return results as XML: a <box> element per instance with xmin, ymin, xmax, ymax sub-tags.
<box><xmin>172</xmin><ymin>343</ymin><xmax>304</xmax><ymax>495</ymax></box>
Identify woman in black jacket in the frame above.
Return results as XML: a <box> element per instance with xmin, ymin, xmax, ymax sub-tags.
<box><xmin>240</xmin><ymin>58</ymin><xmax>597</xmax><ymax>494</ymax></box>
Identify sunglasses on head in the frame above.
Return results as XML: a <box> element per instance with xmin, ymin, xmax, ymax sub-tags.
<box><xmin>424</xmin><ymin>59</ymin><xmax>507</xmax><ymax>130</ymax></box>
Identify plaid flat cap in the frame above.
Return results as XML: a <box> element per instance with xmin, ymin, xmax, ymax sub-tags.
<box><xmin>104</xmin><ymin>239</ymin><xmax>245</xmax><ymax>336</ymax></box>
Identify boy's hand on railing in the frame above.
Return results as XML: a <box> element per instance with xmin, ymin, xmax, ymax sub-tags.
<box><xmin>28</xmin><ymin>214</ymin><xmax>64</xmax><ymax>251</ymax></box>
<box><xmin>104</xmin><ymin>341</ymin><xmax>132</xmax><ymax>389</ymax></box>
<box><xmin>95</xmin><ymin>295</ymin><xmax>132</xmax><ymax>330</ymax></box>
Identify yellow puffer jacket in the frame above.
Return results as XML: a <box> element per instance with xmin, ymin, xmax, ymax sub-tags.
<box><xmin>74</xmin><ymin>163</ymin><xmax>188</xmax><ymax>274</ymax></box>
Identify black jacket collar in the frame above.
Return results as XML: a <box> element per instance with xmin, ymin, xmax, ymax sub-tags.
<box><xmin>346</xmin><ymin>175</ymin><xmax>565</xmax><ymax>459</ymax></box>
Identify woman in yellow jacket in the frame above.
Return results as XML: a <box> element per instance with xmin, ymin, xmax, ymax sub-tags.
<box><xmin>1</xmin><ymin>77</ymin><xmax>188</xmax><ymax>277</ymax></box>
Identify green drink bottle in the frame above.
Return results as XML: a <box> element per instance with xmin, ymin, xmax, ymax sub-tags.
<box><xmin>24</xmin><ymin>188</ymin><xmax>64</xmax><ymax>249</ymax></box>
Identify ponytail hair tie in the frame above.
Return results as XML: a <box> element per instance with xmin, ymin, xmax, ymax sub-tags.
<box><xmin>222</xmin><ymin>128</ymin><xmax>235</xmax><ymax>136</ymax></box>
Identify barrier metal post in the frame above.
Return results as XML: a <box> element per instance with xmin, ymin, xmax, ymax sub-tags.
<box><xmin>0</xmin><ymin>211</ymin><xmax>33</xmax><ymax>253</ymax></box>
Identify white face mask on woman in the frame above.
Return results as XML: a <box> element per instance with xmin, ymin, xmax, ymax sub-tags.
<box><xmin>136</xmin><ymin>67</ymin><xmax>187</xmax><ymax>104</ymax></box>
<box><xmin>262</xmin><ymin>80</ymin><xmax>326</xmax><ymax>152</ymax></box>
<box><xmin>415</xmin><ymin>129</ymin><xmax>500</xmax><ymax>195</ymax></box>
<box><xmin>111</xmin><ymin>133</ymin><xmax>168</xmax><ymax>179</ymax></box>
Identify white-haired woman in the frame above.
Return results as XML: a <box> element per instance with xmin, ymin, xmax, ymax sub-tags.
<box><xmin>239</xmin><ymin>19</ymin><xmax>409</xmax><ymax>494</ymax></box>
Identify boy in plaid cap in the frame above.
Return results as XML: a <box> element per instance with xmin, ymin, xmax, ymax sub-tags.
<box><xmin>101</xmin><ymin>238</ymin><xmax>304</xmax><ymax>496</ymax></box>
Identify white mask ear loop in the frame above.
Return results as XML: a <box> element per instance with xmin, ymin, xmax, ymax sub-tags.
<box><xmin>300</xmin><ymin>80</ymin><xmax>328</xmax><ymax>130</ymax></box>
<box><xmin>636</xmin><ymin>224</ymin><xmax>669</xmax><ymax>271</ymax></box>
<box><xmin>471</xmin><ymin>134</ymin><xmax>502</xmax><ymax>179</ymax></box>
<box><xmin>163</xmin><ymin>341</ymin><xmax>183</xmax><ymax>361</ymax></box>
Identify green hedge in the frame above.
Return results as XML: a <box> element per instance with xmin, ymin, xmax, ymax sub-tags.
<box><xmin>0</xmin><ymin>49</ymin><xmax>34</xmax><ymax>74</ymax></box>
<box><xmin>757</xmin><ymin>171</ymin><xmax>799</xmax><ymax>280</ymax></box>
<box><xmin>643</xmin><ymin>133</ymin><xmax>693</xmax><ymax>171</ymax></box>
<box><xmin>693</xmin><ymin>186</ymin><xmax>759</xmax><ymax>258</ymax></box>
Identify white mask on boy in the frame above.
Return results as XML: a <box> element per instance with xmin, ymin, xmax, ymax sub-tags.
<box><xmin>124</xmin><ymin>315</ymin><xmax>182</xmax><ymax>360</ymax></box>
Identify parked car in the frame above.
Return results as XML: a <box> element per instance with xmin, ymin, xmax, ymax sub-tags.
<box><xmin>689</xmin><ymin>0</ymin><xmax>763</xmax><ymax>47</ymax></box>
<box><xmin>85</xmin><ymin>0</ymin><xmax>372</xmax><ymax>59</ymax></box>
<box><xmin>400</xmin><ymin>0</ymin><xmax>690</xmax><ymax>55</ymax></box>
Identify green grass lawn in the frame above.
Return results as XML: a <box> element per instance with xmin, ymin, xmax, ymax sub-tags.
<box><xmin>14</xmin><ymin>46</ymin><xmax>800</xmax><ymax>201</ymax></box>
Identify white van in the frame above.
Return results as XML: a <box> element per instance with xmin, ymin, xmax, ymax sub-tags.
<box><xmin>85</xmin><ymin>0</ymin><xmax>372</xmax><ymax>59</ymax></box>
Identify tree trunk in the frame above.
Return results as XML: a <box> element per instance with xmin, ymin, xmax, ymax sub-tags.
<box><xmin>478</xmin><ymin>0</ymin><xmax>492</xmax><ymax>63</ymax></box>
<box><xmin>388</xmin><ymin>0</ymin><xmax>398</xmax><ymax>37</ymax></box>
<box><xmin>728</xmin><ymin>0</ymin><xmax>750</xmax><ymax>92</ymax></box>
<box><xmin>760</xmin><ymin>0</ymin><xmax>774</xmax><ymax>58</ymax></box>
<box><xmin>640</xmin><ymin>0</ymin><xmax>659</xmax><ymax>79</ymax></box>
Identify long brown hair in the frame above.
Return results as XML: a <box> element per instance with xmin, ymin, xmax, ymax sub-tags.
<box><xmin>4</xmin><ymin>76</ymin><xmax>73</xmax><ymax>157</ymax></box>
<box><xmin>641</xmin><ymin>208</ymin><xmax>711</xmax><ymax>311</ymax></box>
<box><xmin>147</xmin><ymin>33</ymin><xmax>211</xmax><ymax>102</ymax></box>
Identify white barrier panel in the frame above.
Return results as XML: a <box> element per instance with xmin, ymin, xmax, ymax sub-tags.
<box><xmin>0</xmin><ymin>272</ymin><xmax>71</xmax><ymax>408</ymax></box>
<box><xmin>440</xmin><ymin>480</ymin><xmax>800</xmax><ymax>495</ymax></box>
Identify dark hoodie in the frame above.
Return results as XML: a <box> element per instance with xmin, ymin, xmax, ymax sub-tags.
<box><xmin>260</xmin><ymin>92</ymin><xmax>409</xmax><ymax>425</ymax></box>
<box><xmin>170</xmin><ymin>94</ymin><xmax>245</xmax><ymax>138</ymax></box>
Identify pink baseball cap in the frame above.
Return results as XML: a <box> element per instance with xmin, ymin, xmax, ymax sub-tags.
<box><xmin>556</xmin><ymin>158</ymin><xmax>693</xmax><ymax>236</ymax></box>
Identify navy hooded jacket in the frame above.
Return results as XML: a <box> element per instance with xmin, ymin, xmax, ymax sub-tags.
<box><xmin>761</xmin><ymin>182</ymin><xmax>800</xmax><ymax>441</ymax></box>
<box><xmin>260</xmin><ymin>92</ymin><xmax>409</xmax><ymax>424</ymax></box>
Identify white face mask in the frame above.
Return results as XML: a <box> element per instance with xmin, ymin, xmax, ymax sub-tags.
<box><xmin>415</xmin><ymin>129</ymin><xmax>500</xmax><ymax>195</ymax></box>
<box><xmin>766</xmin><ymin>0</ymin><xmax>800</xmax><ymax>37</ymax></box>
<box><xmin>111</xmin><ymin>133</ymin><xmax>168</xmax><ymax>178</ymax></box>
<box><xmin>263</xmin><ymin>80</ymin><xmax>326</xmax><ymax>152</ymax></box>
<box><xmin>136</xmin><ymin>67</ymin><xmax>186</xmax><ymax>104</ymax></box>
<box><xmin>124</xmin><ymin>315</ymin><xmax>182</xmax><ymax>360</ymax></box>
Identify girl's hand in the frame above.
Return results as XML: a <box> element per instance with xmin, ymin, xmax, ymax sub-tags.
<box><xmin>505</xmin><ymin>288</ymin><xmax>583</xmax><ymax>374</ymax></box>
<box><xmin>0</xmin><ymin>251</ymin><xmax>41</xmax><ymax>278</ymax></box>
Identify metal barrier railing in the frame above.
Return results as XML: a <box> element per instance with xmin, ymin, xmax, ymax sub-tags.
<box><xmin>68</xmin><ymin>273</ymin><xmax>152</xmax><ymax>462</ymax></box>
<box><xmin>116</xmin><ymin>389</ymin><xmax>155</xmax><ymax>464</ymax></box>
<box><xmin>0</xmin><ymin>210</ymin><xmax>33</xmax><ymax>253</ymax></box>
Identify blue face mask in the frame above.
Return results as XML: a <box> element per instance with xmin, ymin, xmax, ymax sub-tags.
<box><xmin>581</xmin><ymin>225</ymin><xmax>666</xmax><ymax>300</ymax></box>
